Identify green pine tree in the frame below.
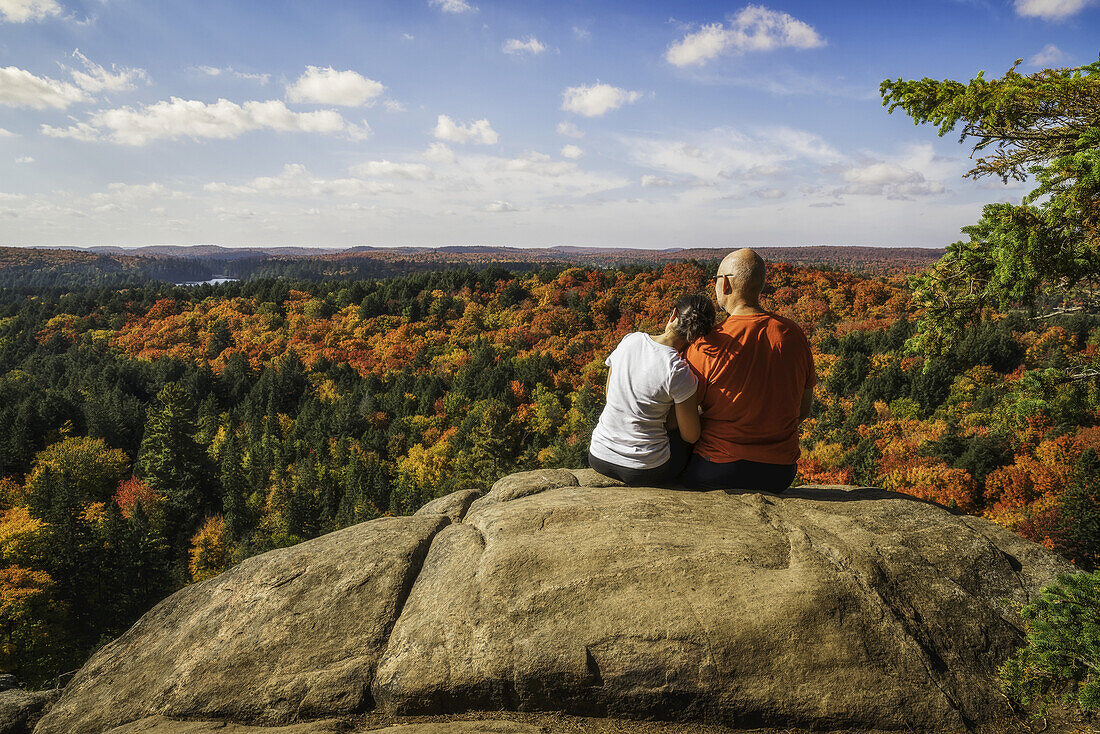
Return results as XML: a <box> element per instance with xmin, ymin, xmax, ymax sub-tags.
<box><xmin>1001</xmin><ymin>570</ymin><xmax>1100</xmax><ymax>715</ymax></box>
<box><xmin>220</xmin><ymin>433</ymin><xmax>251</xmax><ymax>541</ymax></box>
<box><xmin>137</xmin><ymin>382</ymin><xmax>216</xmax><ymax>550</ymax></box>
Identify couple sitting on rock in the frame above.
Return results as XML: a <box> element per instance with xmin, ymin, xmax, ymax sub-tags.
<box><xmin>588</xmin><ymin>248</ymin><xmax>817</xmax><ymax>492</ymax></box>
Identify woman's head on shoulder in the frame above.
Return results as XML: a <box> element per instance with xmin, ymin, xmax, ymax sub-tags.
<box><xmin>670</xmin><ymin>294</ymin><xmax>716</xmax><ymax>346</ymax></box>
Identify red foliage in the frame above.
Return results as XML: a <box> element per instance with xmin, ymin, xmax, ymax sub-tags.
<box><xmin>113</xmin><ymin>478</ymin><xmax>164</xmax><ymax>519</ymax></box>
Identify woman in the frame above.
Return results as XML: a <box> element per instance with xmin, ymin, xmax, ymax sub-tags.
<box><xmin>587</xmin><ymin>294</ymin><xmax>716</xmax><ymax>485</ymax></box>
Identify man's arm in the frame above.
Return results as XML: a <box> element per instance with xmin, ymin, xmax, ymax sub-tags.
<box><xmin>798</xmin><ymin>387</ymin><xmax>813</xmax><ymax>423</ymax></box>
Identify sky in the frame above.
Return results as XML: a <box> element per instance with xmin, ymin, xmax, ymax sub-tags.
<box><xmin>0</xmin><ymin>0</ymin><xmax>1097</xmax><ymax>249</ymax></box>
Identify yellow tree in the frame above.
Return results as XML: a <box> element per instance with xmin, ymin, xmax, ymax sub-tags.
<box><xmin>188</xmin><ymin>515</ymin><xmax>234</xmax><ymax>583</ymax></box>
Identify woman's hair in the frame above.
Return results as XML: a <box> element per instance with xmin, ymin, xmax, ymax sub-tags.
<box><xmin>672</xmin><ymin>294</ymin><xmax>716</xmax><ymax>344</ymax></box>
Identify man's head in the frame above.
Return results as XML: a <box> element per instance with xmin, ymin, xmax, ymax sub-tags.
<box><xmin>714</xmin><ymin>248</ymin><xmax>766</xmax><ymax>311</ymax></box>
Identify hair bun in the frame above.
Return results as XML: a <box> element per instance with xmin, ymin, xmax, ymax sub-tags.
<box><xmin>674</xmin><ymin>294</ymin><xmax>716</xmax><ymax>344</ymax></box>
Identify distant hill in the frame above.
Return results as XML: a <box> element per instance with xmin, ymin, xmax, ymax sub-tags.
<box><xmin>84</xmin><ymin>245</ymin><xmax>344</xmax><ymax>260</ymax></box>
<box><xmin>0</xmin><ymin>246</ymin><xmax>210</xmax><ymax>288</ymax></box>
<box><xmin>2</xmin><ymin>244</ymin><xmax>945</xmax><ymax>288</ymax></box>
<box><xmin>306</xmin><ymin>244</ymin><xmax>945</xmax><ymax>276</ymax></box>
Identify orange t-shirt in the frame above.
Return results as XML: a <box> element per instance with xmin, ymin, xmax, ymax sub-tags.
<box><xmin>683</xmin><ymin>312</ymin><xmax>816</xmax><ymax>465</ymax></box>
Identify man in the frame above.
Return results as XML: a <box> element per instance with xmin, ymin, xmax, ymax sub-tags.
<box><xmin>681</xmin><ymin>249</ymin><xmax>816</xmax><ymax>492</ymax></box>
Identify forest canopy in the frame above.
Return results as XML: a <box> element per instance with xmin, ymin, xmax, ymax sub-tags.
<box><xmin>0</xmin><ymin>261</ymin><xmax>1097</xmax><ymax>688</ymax></box>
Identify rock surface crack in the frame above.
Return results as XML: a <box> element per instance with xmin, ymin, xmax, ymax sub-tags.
<box><xmin>371</xmin><ymin>517</ymin><xmax>454</xmax><ymax>700</ymax></box>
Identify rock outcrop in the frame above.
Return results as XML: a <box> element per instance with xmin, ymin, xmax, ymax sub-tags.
<box><xmin>0</xmin><ymin>685</ymin><xmax>57</xmax><ymax>734</ymax></box>
<box><xmin>35</xmin><ymin>470</ymin><xmax>1073</xmax><ymax>734</ymax></box>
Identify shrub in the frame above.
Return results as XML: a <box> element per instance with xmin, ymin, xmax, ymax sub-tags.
<box><xmin>1000</xmin><ymin>570</ymin><xmax>1100</xmax><ymax>716</ymax></box>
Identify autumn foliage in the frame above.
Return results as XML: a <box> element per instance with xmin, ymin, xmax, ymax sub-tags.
<box><xmin>0</xmin><ymin>256</ymin><xmax>1096</xmax><ymax>687</ymax></box>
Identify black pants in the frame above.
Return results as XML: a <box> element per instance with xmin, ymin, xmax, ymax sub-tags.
<box><xmin>588</xmin><ymin>430</ymin><xmax>691</xmax><ymax>486</ymax></box>
<box><xmin>680</xmin><ymin>454</ymin><xmax>797</xmax><ymax>492</ymax></box>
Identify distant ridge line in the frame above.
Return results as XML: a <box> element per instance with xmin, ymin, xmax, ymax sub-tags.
<box><xmin>61</xmin><ymin>244</ymin><xmax>945</xmax><ymax>261</ymax></box>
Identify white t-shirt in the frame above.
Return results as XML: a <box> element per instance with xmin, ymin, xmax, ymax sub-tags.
<box><xmin>588</xmin><ymin>332</ymin><xmax>698</xmax><ymax>469</ymax></box>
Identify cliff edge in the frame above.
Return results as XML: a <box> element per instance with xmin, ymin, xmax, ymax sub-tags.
<box><xmin>34</xmin><ymin>470</ymin><xmax>1072</xmax><ymax>733</ymax></box>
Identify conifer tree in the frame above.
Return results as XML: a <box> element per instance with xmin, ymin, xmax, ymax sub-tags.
<box><xmin>881</xmin><ymin>57</ymin><xmax>1100</xmax><ymax>352</ymax></box>
<box><xmin>219</xmin><ymin>433</ymin><xmax>250</xmax><ymax>541</ymax></box>
<box><xmin>137</xmin><ymin>382</ymin><xmax>216</xmax><ymax>549</ymax></box>
<box><xmin>1001</xmin><ymin>570</ymin><xmax>1100</xmax><ymax>714</ymax></box>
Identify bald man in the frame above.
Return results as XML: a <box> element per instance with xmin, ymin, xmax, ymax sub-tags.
<box><xmin>680</xmin><ymin>249</ymin><xmax>816</xmax><ymax>492</ymax></box>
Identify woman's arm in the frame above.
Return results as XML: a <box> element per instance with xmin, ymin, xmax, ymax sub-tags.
<box><xmin>673</xmin><ymin>393</ymin><xmax>701</xmax><ymax>443</ymax></box>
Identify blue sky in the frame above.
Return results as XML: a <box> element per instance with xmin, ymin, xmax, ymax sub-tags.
<box><xmin>0</xmin><ymin>0</ymin><xmax>1096</xmax><ymax>248</ymax></box>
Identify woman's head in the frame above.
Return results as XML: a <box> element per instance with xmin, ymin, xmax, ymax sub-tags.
<box><xmin>671</xmin><ymin>294</ymin><xmax>716</xmax><ymax>345</ymax></box>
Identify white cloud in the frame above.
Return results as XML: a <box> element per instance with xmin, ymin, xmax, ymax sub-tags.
<box><xmin>237</xmin><ymin>71</ymin><xmax>271</xmax><ymax>84</ymax></box>
<box><xmin>212</xmin><ymin>206</ymin><xmax>256</xmax><ymax>220</ymax></box>
<box><xmin>68</xmin><ymin>50</ymin><xmax>149</xmax><ymax>93</ymax></box>
<box><xmin>383</xmin><ymin>99</ymin><xmax>406</xmax><ymax>112</ymax></box>
<box><xmin>841</xmin><ymin>162</ymin><xmax>921</xmax><ymax>185</ymax></box>
<box><xmin>556</xmin><ymin>120</ymin><xmax>584</xmax><ymax>138</ymax></box>
<box><xmin>15</xmin><ymin>155</ymin><xmax>32</xmax><ymax>163</ymax></box>
<box><xmin>665</xmin><ymin>5</ymin><xmax>825</xmax><ymax>67</ymax></box>
<box><xmin>752</xmin><ymin>187</ymin><xmax>784</xmax><ymax>199</ymax></box>
<box><xmin>89</xmin><ymin>182</ymin><xmax>182</xmax><ymax>205</ymax></box>
<box><xmin>433</xmin><ymin>114</ymin><xmax>498</xmax><ymax>144</ymax></box>
<box><xmin>41</xmin><ymin>121</ymin><xmax>99</xmax><ymax>141</ymax></box>
<box><xmin>631</xmin><ymin>138</ymin><xmax>769</xmax><ymax>182</ymax></box>
<box><xmin>286</xmin><ymin>66</ymin><xmax>384</xmax><ymax>107</ymax></box>
<box><xmin>572</xmin><ymin>25</ymin><xmax>590</xmax><ymax>40</ymax></box>
<box><xmin>104</xmin><ymin>182</ymin><xmax>169</xmax><ymax>196</ymax></box>
<box><xmin>893</xmin><ymin>142</ymin><xmax>960</xmax><ymax>182</ymax></box>
<box><xmin>0</xmin><ymin>0</ymin><xmax>60</xmax><ymax>23</ymax></box>
<box><xmin>0</xmin><ymin>66</ymin><xmax>87</xmax><ymax>109</ymax></box>
<box><xmin>502</xmin><ymin>36</ymin><xmax>547</xmax><ymax>55</ymax></box>
<box><xmin>561</xmin><ymin>83</ymin><xmax>642</xmax><ymax>117</ymax></box>
<box><xmin>42</xmin><ymin>97</ymin><xmax>352</xmax><ymax>145</ymax></box>
<box><xmin>491</xmin><ymin>150</ymin><xmax>576</xmax><ymax>177</ymax></box>
<box><xmin>404</xmin><ymin>147</ymin><xmax>629</xmax><ymax>205</ymax></box>
<box><xmin>195</xmin><ymin>66</ymin><xmax>271</xmax><ymax>84</ymax></box>
<box><xmin>350</xmin><ymin>159</ymin><xmax>434</xmax><ymax>180</ymax></box>
<box><xmin>666</xmin><ymin>24</ymin><xmax>730</xmax><ymax>68</ymax></box>
<box><xmin>839</xmin><ymin>161</ymin><xmax>945</xmax><ymax>199</ymax></box>
<box><xmin>0</xmin><ymin>128</ymin><xmax>16</xmax><ymax>137</ymax></box>
<box><xmin>1014</xmin><ymin>0</ymin><xmax>1094</xmax><ymax>20</ymax></box>
<box><xmin>484</xmin><ymin>200</ymin><xmax>518</xmax><ymax>212</ymax></box>
<box><xmin>422</xmin><ymin>142</ymin><xmax>456</xmax><ymax>164</ymax></box>
<box><xmin>628</xmin><ymin>126</ymin><xmax>838</xmax><ymax>184</ymax></box>
<box><xmin>430</xmin><ymin>0</ymin><xmax>476</xmax><ymax>13</ymax></box>
<box><xmin>402</xmin><ymin>33</ymin><xmax>415</xmax><ymax>40</ymax></box>
<box><xmin>561</xmin><ymin>144</ymin><xmax>583</xmax><ymax>159</ymax></box>
<box><xmin>345</xmin><ymin>121</ymin><xmax>372</xmax><ymax>141</ymax></box>
<box><xmin>764</xmin><ymin>126</ymin><xmax>842</xmax><ymax>163</ymax></box>
<box><xmin>1029</xmin><ymin>44</ymin><xmax>1067</xmax><ymax>65</ymax></box>
<box><xmin>640</xmin><ymin>175</ymin><xmax>676</xmax><ymax>187</ymax></box>
<box><xmin>205</xmin><ymin>163</ymin><xmax>399</xmax><ymax>197</ymax></box>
